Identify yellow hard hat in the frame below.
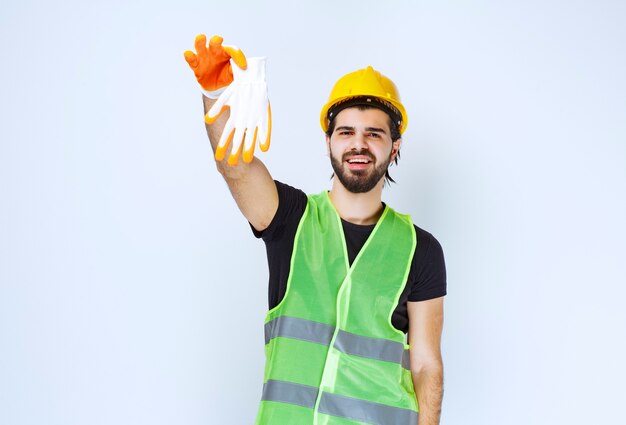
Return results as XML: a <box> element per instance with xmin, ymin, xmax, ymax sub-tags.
<box><xmin>320</xmin><ymin>65</ymin><xmax>408</xmax><ymax>135</ymax></box>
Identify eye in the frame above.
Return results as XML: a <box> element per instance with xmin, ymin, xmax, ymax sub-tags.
<box><xmin>368</xmin><ymin>132</ymin><xmax>381</xmax><ymax>138</ymax></box>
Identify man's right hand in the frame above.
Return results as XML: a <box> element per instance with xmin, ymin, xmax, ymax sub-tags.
<box><xmin>184</xmin><ymin>34</ymin><xmax>247</xmax><ymax>97</ymax></box>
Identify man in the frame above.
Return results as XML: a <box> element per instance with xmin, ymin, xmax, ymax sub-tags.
<box><xmin>185</xmin><ymin>34</ymin><xmax>446</xmax><ymax>425</ymax></box>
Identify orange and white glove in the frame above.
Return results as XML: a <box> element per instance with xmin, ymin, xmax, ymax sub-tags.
<box><xmin>183</xmin><ymin>34</ymin><xmax>247</xmax><ymax>98</ymax></box>
<box><xmin>206</xmin><ymin>57</ymin><xmax>272</xmax><ymax>165</ymax></box>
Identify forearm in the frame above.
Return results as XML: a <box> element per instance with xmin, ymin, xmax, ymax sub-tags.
<box><xmin>412</xmin><ymin>364</ymin><xmax>443</xmax><ymax>425</ymax></box>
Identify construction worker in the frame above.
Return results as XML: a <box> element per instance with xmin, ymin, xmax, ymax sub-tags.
<box><xmin>184</xmin><ymin>34</ymin><xmax>446</xmax><ymax>425</ymax></box>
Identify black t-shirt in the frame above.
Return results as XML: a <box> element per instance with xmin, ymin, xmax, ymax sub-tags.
<box><xmin>253</xmin><ymin>181</ymin><xmax>447</xmax><ymax>334</ymax></box>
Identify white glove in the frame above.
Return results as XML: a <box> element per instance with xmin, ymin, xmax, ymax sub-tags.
<box><xmin>206</xmin><ymin>57</ymin><xmax>271</xmax><ymax>165</ymax></box>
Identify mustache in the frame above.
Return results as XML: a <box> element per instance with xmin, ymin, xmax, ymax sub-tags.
<box><xmin>342</xmin><ymin>150</ymin><xmax>375</xmax><ymax>162</ymax></box>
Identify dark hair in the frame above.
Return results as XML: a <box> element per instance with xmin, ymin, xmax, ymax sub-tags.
<box><xmin>326</xmin><ymin>104</ymin><xmax>402</xmax><ymax>185</ymax></box>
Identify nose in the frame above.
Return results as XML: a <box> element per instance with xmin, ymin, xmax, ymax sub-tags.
<box><xmin>350</xmin><ymin>131</ymin><xmax>367</xmax><ymax>150</ymax></box>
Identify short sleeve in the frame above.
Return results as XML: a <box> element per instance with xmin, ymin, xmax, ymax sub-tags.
<box><xmin>251</xmin><ymin>180</ymin><xmax>308</xmax><ymax>242</ymax></box>
<box><xmin>407</xmin><ymin>227</ymin><xmax>447</xmax><ymax>302</ymax></box>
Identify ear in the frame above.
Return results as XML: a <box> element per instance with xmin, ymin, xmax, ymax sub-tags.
<box><xmin>391</xmin><ymin>138</ymin><xmax>402</xmax><ymax>161</ymax></box>
<box><xmin>325</xmin><ymin>135</ymin><xmax>331</xmax><ymax>156</ymax></box>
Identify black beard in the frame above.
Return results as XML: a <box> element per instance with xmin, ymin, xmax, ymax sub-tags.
<box><xmin>330</xmin><ymin>150</ymin><xmax>391</xmax><ymax>193</ymax></box>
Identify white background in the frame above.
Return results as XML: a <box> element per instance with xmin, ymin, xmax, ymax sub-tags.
<box><xmin>1</xmin><ymin>1</ymin><xmax>625</xmax><ymax>424</ymax></box>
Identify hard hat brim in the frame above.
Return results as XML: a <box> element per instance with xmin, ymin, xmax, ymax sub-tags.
<box><xmin>325</xmin><ymin>96</ymin><xmax>403</xmax><ymax>134</ymax></box>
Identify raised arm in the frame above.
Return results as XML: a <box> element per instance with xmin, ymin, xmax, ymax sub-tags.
<box><xmin>408</xmin><ymin>297</ymin><xmax>444</xmax><ymax>425</ymax></box>
<box><xmin>203</xmin><ymin>95</ymin><xmax>277</xmax><ymax>231</ymax></box>
<box><xmin>185</xmin><ymin>34</ymin><xmax>278</xmax><ymax>231</ymax></box>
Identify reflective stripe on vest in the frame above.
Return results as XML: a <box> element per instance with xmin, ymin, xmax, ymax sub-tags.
<box><xmin>256</xmin><ymin>192</ymin><xmax>418</xmax><ymax>425</ymax></box>
<box><xmin>262</xmin><ymin>380</ymin><xmax>419</xmax><ymax>424</ymax></box>
<box><xmin>265</xmin><ymin>315</ymin><xmax>411</xmax><ymax>369</ymax></box>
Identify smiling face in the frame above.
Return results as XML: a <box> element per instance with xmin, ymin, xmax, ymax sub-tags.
<box><xmin>326</xmin><ymin>107</ymin><xmax>401</xmax><ymax>193</ymax></box>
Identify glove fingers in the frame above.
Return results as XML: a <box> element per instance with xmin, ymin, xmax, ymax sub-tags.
<box><xmin>183</xmin><ymin>50</ymin><xmax>198</xmax><ymax>68</ymax></box>
<box><xmin>242</xmin><ymin>127</ymin><xmax>257</xmax><ymax>163</ymax></box>
<box><xmin>194</xmin><ymin>34</ymin><xmax>208</xmax><ymax>57</ymax></box>
<box><xmin>209</xmin><ymin>35</ymin><xmax>224</xmax><ymax>44</ymax></box>
<box><xmin>208</xmin><ymin>35</ymin><xmax>226</xmax><ymax>57</ymax></box>
<box><xmin>227</xmin><ymin>127</ymin><xmax>246</xmax><ymax>166</ymax></box>
<box><xmin>207</xmin><ymin>86</ymin><xmax>233</xmax><ymax>122</ymax></box>
<box><xmin>206</xmin><ymin>101</ymin><xmax>229</xmax><ymax>125</ymax></box>
<box><xmin>205</xmin><ymin>106</ymin><xmax>228</xmax><ymax>125</ymax></box>
<box><xmin>223</xmin><ymin>45</ymin><xmax>247</xmax><ymax>70</ymax></box>
<box><xmin>259</xmin><ymin>103</ymin><xmax>272</xmax><ymax>152</ymax></box>
<box><xmin>215</xmin><ymin>119</ymin><xmax>235</xmax><ymax>162</ymax></box>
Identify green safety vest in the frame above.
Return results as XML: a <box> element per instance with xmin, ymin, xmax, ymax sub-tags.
<box><xmin>255</xmin><ymin>191</ymin><xmax>419</xmax><ymax>425</ymax></box>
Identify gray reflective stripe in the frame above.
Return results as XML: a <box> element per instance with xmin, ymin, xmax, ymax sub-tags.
<box><xmin>261</xmin><ymin>380</ymin><xmax>318</xmax><ymax>409</ymax></box>
<box><xmin>264</xmin><ymin>316</ymin><xmax>334</xmax><ymax>346</ymax></box>
<box><xmin>319</xmin><ymin>392</ymin><xmax>418</xmax><ymax>425</ymax></box>
<box><xmin>402</xmin><ymin>349</ymin><xmax>411</xmax><ymax>370</ymax></box>
<box><xmin>265</xmin><ymin>316</ymin><xmax>410</xmax><ymax>369</ymax></box>
<box><xmin>334</xmin><ymin>330</ymin><xmax>405</xmax><ymax>365</ymax></box>
<box><xmin>262</xmin><ymin>380</ymin><xmax>418</xmax><ymax>424</ymax></box>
